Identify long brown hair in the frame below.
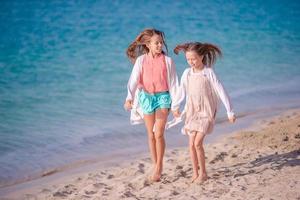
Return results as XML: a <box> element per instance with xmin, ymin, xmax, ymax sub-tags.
<box><xmin>174</xmin><ymin>42</ymin><xmax>222</xmax><ymax>67</ymax></box>
<box><xmin>126</xmin><ymin>28</ymin><xmax>168</xmax><ymax>63</ymax></box>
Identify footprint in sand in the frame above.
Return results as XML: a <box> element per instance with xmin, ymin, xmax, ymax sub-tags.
<box><xmin>171</xmin><ymin>150</ymin><xmax>179</xmax><ymax>155</ymax></box>
<box><xmin>104</xmin><ymin>186</ymin><xmax>113</xmax><ymax>191</ymax></box>
<box><xmin>171</xmin><ymin>190</ymin><xmax>180</xmax><ymax>196</ymax></box>
<box><xmin>268</xmin><ymin>121</ymin><xmax>275</xmax><ymax>125</ymax></box>
<box><xmin>40</xmin><ymin>188</ymin><xmax>51</xmax><ymax>194</ymax></box>
<box><xmin>214</xmin><ymin>168</ymin><xmax>231</xmax><ymax>177</ymax></box>
<box><xmin>85</xmin><ymin>190</ymin><xmax>97</xmax><ymax>195</ymax></box>
<box><xmin>211</xmin><ymin>173</ymin><xmax>220</xmax><ymax>179</ymax></box>
<box><xmin>122</xmin><ymin>191</ymin><xmax>136</xmax><ymax>198</ymax></box>
<box><xmin>100</xmin><ymin>171</ymin><xmax>107</xmax><ymax>175</ymax></box>
<box><xmin>186</xmin><ymin>167</ymin><xmax>192</xmax><ymax>172</ymax></box>
<box><xmin>175</xmin><ymin>165</ymin><xmax>183</xmax><ymax>170</ymax></box>
<box><xmin>93</xmin><ymin>182</ymin><xmax>107</xmax><ymax>189</ymax></box>
<box><xmin>137</xmin><ymin>163</ymin><xmax>145</xmax><ymax>174</ymax></box>
<box><xmin>231</xmin><ymin>153</ymin><xmax>238</xmax><ymax>158</ymax></box>
<box><xmin>142</xmin><ymin>179</ymin><xmax>151</xmax><ymax>187</ymax></box>
<box><xmin>101</xmin><ymin>190</ymin><xmax>110</xmax><ymax>196</ymax></box>
<box><xmin>23</xmin><ymin>194</ymin><xmax>38</xmax><ymax>200</ymax></box>
<box><xmin>209</xmin><ymin>152</ymin><xmax>228</xmax><ymax>164</ymax></box>
<box><xmin>53</xmin><ymin>184</ymin><xmax>77</xmax><ymax>198</ymax></box>
<box><xmin>107</xmin><ymin>174</ymin><xmax>114</xmax><ymax>179</ymax></box>
<box><xmin>53</xmin><ymin>191</ymin><xmax>70</xmax><ymax>198</ymax></box>
<box><xmin>161</xmin><ymin>177</ymin><xmax>172</xmax><ymax>184</ymax></box>
<box><xmin>233</xmin><ymin>173</ymin><xmax>248</xmax><ymax>178</ymax></box>
<box><xmin>81</xmin><ymin>195</ymin><xmax>93</xmax><ymax>199</ymax></box>
<box><xmin>282</xmin><ymin>136</ymin><xmax>289</xmax><ymax>141</ymax></box>
<box><xmin>126</xmin><ymin>183</ymin><xmax>135</xmax><ymax>190</ymax></box>
<box><xmin>177</xmin><ymin>170</ymin><xmax>187</xmax><ymax>178</ymax></box>
<box><xmin>76</xmin><ymin>177</ymin><xmax>82</xmax><ymax>181</ymax></box>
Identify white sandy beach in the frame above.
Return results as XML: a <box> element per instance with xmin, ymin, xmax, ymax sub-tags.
<box><xmin>1</xmin><ymin>109</ymin><xmax>300</xmax><ymax>200</ymax></box>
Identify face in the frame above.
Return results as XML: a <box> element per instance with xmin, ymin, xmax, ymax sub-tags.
<box><xmin>147</xmin><ymin>34</ymin><xmax>163</xmax><ymax>55</ymax></box>
<box><xmin>185</xmin><ymin>51</ymin><xmax>204</xmax><ymax>69</ymax></box>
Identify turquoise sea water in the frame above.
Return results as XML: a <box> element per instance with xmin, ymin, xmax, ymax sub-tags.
<box><xmin>0</xmin><ymin>0</ymin><xmax>300</xmax><ymax>187</ymax></box>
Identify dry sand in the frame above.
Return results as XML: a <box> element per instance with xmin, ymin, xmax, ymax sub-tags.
<box><xmin>1</xmin><ymin>109</ymin><xmax>300</xmax><ymax>200</ymax></box>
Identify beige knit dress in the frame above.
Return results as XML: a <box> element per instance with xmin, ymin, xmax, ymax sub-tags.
<box><xmin>184</xmin><ymin>70</ymin><xmax>218</xmax><ymax>135</ymax></box>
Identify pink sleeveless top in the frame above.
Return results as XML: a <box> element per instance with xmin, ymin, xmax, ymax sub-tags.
<box><xmin>139</xmin><ymin>53</ymin><xmax>169</xmax><ymax>94</ymax></box>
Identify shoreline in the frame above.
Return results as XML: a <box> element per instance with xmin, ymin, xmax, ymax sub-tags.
<box><xmin>1</xmin><ymin>105</ymin><xmax>300</xmax><ymax>198</ymax></box>
<box><xmin>0</xmin><ymin>108</ymin><xmax>300</xmax><ymax>199</ymax></box>
<box><xmin>0</xmin><ymin>104</ymin><xmax>286</xmax><ymax>188</ymax></box>
<box><xmin>2</xmin><ymin>108</ymin><xmax>299</xmax><ymax>199</ymax></box>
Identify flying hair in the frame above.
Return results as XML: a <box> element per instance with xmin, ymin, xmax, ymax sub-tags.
<box><xmin>126</xmin><ymin>28</ymin><xmax>168</xmax><ymax>63</ymax></box>
<box><xmin>174</xmin><ymin>42</ymin><xmax>222</xmax><ymax>67</ymax></box>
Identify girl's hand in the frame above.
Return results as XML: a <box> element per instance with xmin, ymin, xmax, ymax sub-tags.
<box><xmin>172</xmin><ymin>109</ymin><xmax>181</xmax><ymax>118</ymax></box>
<box><xmin>124</xmin><ymin>100</ymin><xmax>133</xmax><ymax>111</ymax></box>
<box><xmin>228</xmin><ymin>115</ymin><xmax>236</xmax><ymax>123</ymax></box>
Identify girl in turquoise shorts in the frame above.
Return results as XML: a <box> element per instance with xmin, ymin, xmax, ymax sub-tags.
<box><xmin>124</xmin><ymin>28</ymin><xmax>181</xmax><ymax>182</ymax></box>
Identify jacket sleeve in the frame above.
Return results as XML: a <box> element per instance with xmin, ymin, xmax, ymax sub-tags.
<box><xmin>167</xmin><ymin>59</ymin><xmax>181</xmax><ymax>111</ymax></box>
<box><xmin>208</xmin><ymin>68</ymin><xmax>235</xmax><ymax>118</ymax></box>
<box><xmin>177</xmin><ymin>68</ymin><xmax>189</xmax><ymax>107</ymax></box>
<box><xmin>126</xmin><ymin>56</ymin><xmax>142</xmax><ymax>101</ymax></box>
<box><xmin>165</xmin><ymin>69</ymin><xmax>189</xmax><ymax>129</ymax></box>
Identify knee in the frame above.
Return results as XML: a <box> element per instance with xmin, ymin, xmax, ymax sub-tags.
<box><xmin>154</xmin><ymin>133</ymin><xmax>164</xmax><ymax>140</ymax></box>
<box><xmin>189</xmin><ymin>143</ymin><xmax>195</xmax><ymax>150</ymax></box>
<box><xmin>147</xmin><ymin>132</ymin><xmax>155</xmax><ymax>141</ymax></box>
<box><xmin>194</xmin><ymin>141</ymin><xmax>203</xmax><ymax>150</ymax></box>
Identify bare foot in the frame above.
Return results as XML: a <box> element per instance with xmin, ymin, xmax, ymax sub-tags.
<box><xmin>151</xmin><ymin>164</ymin><xmax>162</xmax><ymax>182</ymax></box>
<box><xmin>148</xmin><ymin>173</ymin><xmax>161</xmax><ymax>182</ymax></box>
<box><xmin>191</xmin><ymin>174</ymin><xmax>199</xmax><ymax>183</ymax></box>
<box><xmin>195</xmin><ymin>174</ymin><xmax>208</xmax><ymax>184</ymax></box>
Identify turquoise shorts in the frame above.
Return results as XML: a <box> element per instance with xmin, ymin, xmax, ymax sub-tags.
<box><xmin>138</xmin><ymin>90</ymin><xmax>171</xmax><ymax>114</ymax></box>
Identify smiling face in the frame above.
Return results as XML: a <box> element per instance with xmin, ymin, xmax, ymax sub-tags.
<box><xmin>185</xmin><ymin>51</ymin><xmax>204</xmax><ymax>70</ymax></box>
<box><xmin>146</xmin><ymin>34</ymin><xmax>163</xmax><ymax>56</ymax></box>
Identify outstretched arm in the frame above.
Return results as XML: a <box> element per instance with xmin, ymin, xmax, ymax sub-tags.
<box><xmin>208</xmin><ymin>68</ymin><xmax>235</xmax><ymax>122</ymax></box>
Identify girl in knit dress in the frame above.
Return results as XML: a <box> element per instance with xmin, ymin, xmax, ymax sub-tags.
<box><xmin>173</xmin><ymin>42</ymin><xmax>236</xmax><ymax>183</ymax></box>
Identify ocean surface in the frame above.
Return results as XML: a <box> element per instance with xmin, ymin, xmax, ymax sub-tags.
<box><xmin>0</xmin><ymin>0</ymin><xmax>300</xmax><ymax>187</ymax></box>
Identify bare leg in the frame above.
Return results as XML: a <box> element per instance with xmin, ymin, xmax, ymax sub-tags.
<box><xmin>152</xmin><ymin>108</ymin><xmax>168</xmax><ymax>181</ymax></box>
<box><xmin>144</xmin><ymin>114</ymin><xmax>157</xmax><ymax>169</ymax></box>
<box><xmin>194</xmin><ymin>132</ymin><xmax>208</xmax><ymax>183</ymax></box>
<box><xmin>188</xmin><ymin>132</ymin><xmax>199</xmax><ymax>182</ymax></box>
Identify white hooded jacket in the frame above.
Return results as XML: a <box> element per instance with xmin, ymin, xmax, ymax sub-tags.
<box><xmin>126</xmin><ymin>54</ymin><xmax>181</xmax><ymax>125</ymax></box>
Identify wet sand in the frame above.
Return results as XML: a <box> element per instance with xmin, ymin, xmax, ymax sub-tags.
<box><xmin>1</xmin><ymin>109</ymin><xmax>300</xmax><ymax>200</ymax></box>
